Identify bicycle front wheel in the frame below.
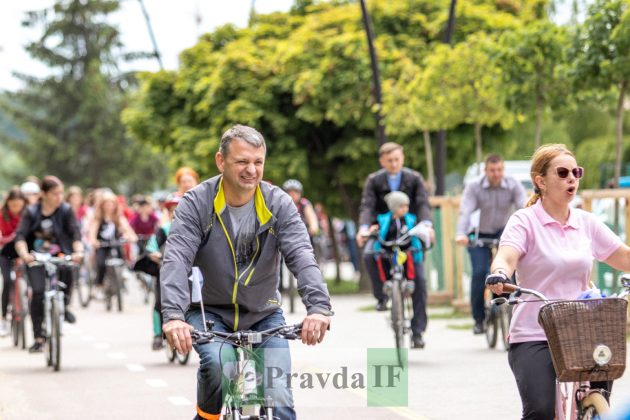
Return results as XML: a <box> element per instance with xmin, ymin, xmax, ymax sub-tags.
<box><xmin>580</xmin><ymin>392</ymin><xmax>609</xmax><ymax>419</ymax></box>
<box><xmin>77</xmin><ymin>266</ymin><xmax>92</xmax><ymax>308</ymax></box>
<box><xmin>390</xmin><ymin>280</ymin><xmax>405</xmax><ymax>365</ymax></box>
<box><xmin>485</xmin><ymin>305</ymin><xmax>498</xmax><ymax>349</ymax></box>
<box><xmin>499</xmin><ymin>304</ymin><xmax>511</xmax><ymax>351</ymax></box>
<box><xmin>51</xmin><ymin>300</ymin><xmax>62</xmax><ymax>371</ymax></box>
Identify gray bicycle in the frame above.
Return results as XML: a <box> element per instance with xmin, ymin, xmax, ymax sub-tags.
<box><xmin>30</xmin><ymin>252</ymin><xmax>75</xmax><ymax>372</ymax></box>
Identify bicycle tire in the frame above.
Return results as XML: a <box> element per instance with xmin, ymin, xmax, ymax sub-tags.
<box><xmin>485</xmin><ymin>305</ymin><xmax>498</xmax><ymax>349</ymax></box>
<box><xmin>104</xmin><ymin>267</ymin><xmax>114</xmax><ymax>311</ymax></box>
<box><xmin>390</xmin><ymin>280</ymin><xmax>405</xmax><ymax>366</ymax></box>
<box><xmin>20</xmin><ymin>317</ymin><xmax>26</xmax><ymax>350</ymax></box>
<box><xmin>176</xmin><ymin>351</ymin><xmax>190</xmax><ymax>365</ymax></box>
<box><xmin>11</xmin><ymin>317</ymin><xmax>19</xmax><ymax>347</ymax></box>
<box><xmin>499</xmin><ymin>304</ymin><xmax>511</xmax><ymax>351</ymax></box>
<box><xmin>51</xmin><ymin>300</ymin><xmax>61</xmax><ymax>371</ymax></box>
<box><xmin>580</xmin><ymin>392</ymin><xmax>609</xmax><ymax>419</ymax></box>
<box><xmin>116</xmin><ymin>268</ymin><xmax>123</xmax><ymax>313</ymax></box>
<box><xmin>77</xmin><ymin>266</ymin><xmax>92</xmax><ymax>308</ymax></box>
<box><xmin>165</xmin><ymin>344</ymin><xmax>177</xmax><ymax>363</ymax></box>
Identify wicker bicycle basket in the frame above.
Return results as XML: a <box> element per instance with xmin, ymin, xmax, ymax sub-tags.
<box><xmin>538</xmin><ymin>298</ymin><xmax>628</xmax><ymax>382</ymax></box>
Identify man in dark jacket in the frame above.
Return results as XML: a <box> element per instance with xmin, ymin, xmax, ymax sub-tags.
<box><xmin>356</xmin><ymin>142</ymin><xmax>434</xmax><ymax>347</ymax></box>
<box><xmin>160</xmin><ymin>125</ymin><xmax>332</xmax><ymax>420</ymax></box>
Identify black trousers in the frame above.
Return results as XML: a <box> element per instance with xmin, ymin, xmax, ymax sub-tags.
<box><xmin>0</xmin><ymin>255</ymin><xmax>12</xmax><ymax>319</ymax></box>
<box><xmin>26</xmin><ymin>264</ymin><xmax>75</xmax><ymax>339</ymax></box>
<box><xmin>0</xmin><ymin>242</ymin><xmax>19</xmax><ymax>319</ymax></box>
<box><xmin>95</xmin><ymin>247</ymin><xmax>122</xmax><ymax>286</ymax></box>
<box><xmin>363</xmin><ymin>251</ymin><xmax>428</xmax><ymax>335</ymax></box>
<box><xmin>508</xmin><ymin>341</ymin><xmax>612</xmax><ymax>420</ymax></box>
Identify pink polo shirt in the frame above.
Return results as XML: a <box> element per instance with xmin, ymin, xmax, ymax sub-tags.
<box><xmin>500</xmin><ymin>199</ymin><xmax>623</xmax><ymax>343</ymax></box>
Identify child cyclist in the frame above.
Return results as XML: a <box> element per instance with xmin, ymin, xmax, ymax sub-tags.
<box><xmin>369</xmin><ymin>191</ymin><xmax>429</xmax><ymax>349</ymax></box>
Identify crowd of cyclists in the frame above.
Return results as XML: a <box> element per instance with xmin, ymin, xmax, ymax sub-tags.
<box><xmin>0</xmin><ymin>166</ymin><xmax>200</xmax><ymax>352</ymax></box>
<box><xmin>1</xmin><ymin>133</ymin><xmax>630</xmax><ymax>420</ymax></box>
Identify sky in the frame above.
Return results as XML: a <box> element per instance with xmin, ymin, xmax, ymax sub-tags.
<box><xmin>0</xmin><ymin>0</ymin><xmax>577</xmax><ymax>93</ymax></box>
<box><xmin>0</xmin><ymin>0</ymin><xmax>294</xmax><ymax>92</ymax></box>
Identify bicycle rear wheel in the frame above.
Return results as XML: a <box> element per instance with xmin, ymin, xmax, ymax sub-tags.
<box><xmin>390</xmin><ymin>280</ymin><xmax>405</xmax><ymax>366</ymax></box>
<box><xmin>580</xmin><ymin>392</ymin><xmax>608</xmax><ymax>419</ymax></box>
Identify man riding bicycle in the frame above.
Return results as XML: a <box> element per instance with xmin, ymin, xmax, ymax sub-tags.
<box><xmin>455</xmin><ymin>154</ymin><xmax>526</xmax><ymax>334</ymax></box>
<box><xmin>356</xmin><ymin>142</ymin><xmax>434</xmax><ymax>347</ymax></box>
<box><xmin>160</xmin><ymin>125</ymin><xmax>333</xmax><ymax>420</ymax></box>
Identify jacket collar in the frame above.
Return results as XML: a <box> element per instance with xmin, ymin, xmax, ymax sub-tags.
<box><xmin>213</xmin><ymin>178</ymin><xmax>274</xmax><ymax>228</ymax></box>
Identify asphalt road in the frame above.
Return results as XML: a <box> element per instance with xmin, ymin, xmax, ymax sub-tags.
<box><xmin>0</xmin><ymin>277</ymin><xmax>629</xmax><ymax>420</ymax></box>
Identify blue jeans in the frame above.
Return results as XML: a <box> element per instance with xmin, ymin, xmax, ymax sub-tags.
<box><xmin>186</xmin><ymin>308</ymin><xmax>296</xmax><ymax>420</ymax></box>
<box><xmin>468</xmin><ymin>234</ymin><xmax>499</xmax><ymax>324</ymax></box>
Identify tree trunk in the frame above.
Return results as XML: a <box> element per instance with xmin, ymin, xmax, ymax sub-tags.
<box><xmin>535</xmin><ymin>95</ymin><xmax>543</xmax><ymax>150</ymax></box>
<box><xmin>474</xmin><ymin>122</ymin><xmax>482</xmax><ymax>174</ymax></box>
<box><xmin>423</xmin><ymin>129</ymin><xmax>435</xmax><ymax>195</ymax></box>
<box><xmin>614</xmin><ymin>80</ymin><xmax>627</xmax><ymax>188</ymax></box>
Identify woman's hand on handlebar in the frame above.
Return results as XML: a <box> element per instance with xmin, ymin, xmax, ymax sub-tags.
<box><xmin>485</xmin><ymin>272</ymin><xmax>509</xmax><ymax>295</ymax></box>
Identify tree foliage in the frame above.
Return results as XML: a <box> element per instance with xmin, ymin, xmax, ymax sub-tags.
<box><xmin>0</xmin><ymin>0</ymin><xmax>167</xmax><ymax>193</ymax></box>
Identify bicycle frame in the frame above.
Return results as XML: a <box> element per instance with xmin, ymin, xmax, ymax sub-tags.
<box><xmin>30</xmin><ymin>252</ymin><xmax>74</xmax><ymax>372</ymax></box>
<box><xmin>191</xmin><ymin>323</ymin><xmax>302</xmax><ymax>420</ymax></box>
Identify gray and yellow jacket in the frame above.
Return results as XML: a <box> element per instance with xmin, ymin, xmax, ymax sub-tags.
<box><xmin>160</xmin><ymin>175</ymin><xmax>332</xmax><ymax>331</ymax></box>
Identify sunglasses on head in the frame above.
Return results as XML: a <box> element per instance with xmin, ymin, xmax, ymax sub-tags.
<box><xmin>555</xmin><ymin>166</ymin><xmax>584</xmax><ymax>179</ymax></box>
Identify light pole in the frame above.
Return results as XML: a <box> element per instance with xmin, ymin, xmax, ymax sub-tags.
<box><xmin>435</xmin><ymin>0</ymin><xmax>457</xmax><ymax>195</ymax></box>
<box><xmin>359</xmin><ymin>0</ymin><xmax>387</xmax><ymax>146</ymax></box>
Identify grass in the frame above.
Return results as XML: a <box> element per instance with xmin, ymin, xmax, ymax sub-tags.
<box><xmin>446</xmin><ymin>323</ymin><xmax>475</xmax><ymax>331</ymax></box>
<box><xmin>324</xmin><ymin>278</ymin><xmax>360</xmax><ymax>295</ymax></box>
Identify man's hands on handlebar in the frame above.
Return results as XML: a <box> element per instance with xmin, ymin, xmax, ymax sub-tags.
<box><xmin>164</xmin><ymin>313</ymin><xmax>330</xmax><ymax>354</ymax></box>
<box><xmin>455</xmin><ymin>235</ymin><xmax>469</xmax><ymax>246</ymax></box>
<box><xmin>356</xmin><ymin>225</ymin><xmax>379</xmax><ymax>248</ymax></box>
<box><xmin>163</xmin><ymin>319</ymin><xmax>194</xmax><ymax>355</ymax></box>
<box><xmin>300</xmin><ymin>313</ymin><xmax>331</xmax><ymax>346</ymax></box>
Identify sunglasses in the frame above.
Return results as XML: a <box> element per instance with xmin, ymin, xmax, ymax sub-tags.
<box><xmin>555</xmin><ymin>166</ymin><xmax>584</xmax><ymax>179</ymax></box>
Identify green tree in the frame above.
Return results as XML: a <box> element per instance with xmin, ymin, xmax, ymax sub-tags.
<box><xmin>125</xmin><ymin>0</ymin><xmax>548</xmax><ymax>215</ymax></box>
<box><xmin>497</xmin><ymin>21</ymin><xmax>568</xmax><ymax>149</ymax></box>
<box><xmin>570</xmin><ymin>0</ymin><xmax>630</xmax><ymax>186</ymax></box>
<box><xmin>0</xmin><ymin>0</ymin><xmax>167</xmax><ymax>192</ymax></box>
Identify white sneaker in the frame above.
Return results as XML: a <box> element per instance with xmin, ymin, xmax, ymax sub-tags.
<box><xmin>0</xmin><ymin>320</ymin><xmax>9</xmax><ymax>337</ymax></box>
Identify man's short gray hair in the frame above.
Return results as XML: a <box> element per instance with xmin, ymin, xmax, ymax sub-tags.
<box><xmin>219</xmin><ymin>124</ymin><xmax>266</xmax><ymax>157</ymax></box>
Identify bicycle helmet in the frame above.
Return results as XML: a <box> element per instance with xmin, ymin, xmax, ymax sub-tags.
<box><xmin>282</xmin><ymin>179</ymin><xmax>303</xmax><ymax>193</ymax></box>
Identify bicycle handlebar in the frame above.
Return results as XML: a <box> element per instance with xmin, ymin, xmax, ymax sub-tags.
<box><xmin>28</xmin><ymin>253</ymin><xmax>76</xmax><ymax>268</ymax></box>
<box><xmin>469</xmin><ymin>237</ymin><xmax>499</xmax><ymax>248</ymax></box>
<box><xmin>191</xmin><ymin>323</ymin><xmax>304</xmax><ymax>346</ymax></box>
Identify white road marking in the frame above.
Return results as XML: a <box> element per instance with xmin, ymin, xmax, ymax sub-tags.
<box><xmin>145</xmin><ymin>379</ymin><xmax>168</xmax><ymax>388</ymax></box>
<box><xmin>107</xmin><ymin>352</ymin><xmax>127</xmax><ymax>360</ymax></box>
<box><xmin>126</xmin><ymin>363</ymin><xmax>146</xmax><ymax>372</ymax></box>
<box><xmin>168</xmin><ymin>396</ymin><xmax>192</xmax><ymax>406</ymax></box>
<box><xmin>80</xmin><ymin>335</ymin><xmax>95</xmax><ymax>342</ymax></box>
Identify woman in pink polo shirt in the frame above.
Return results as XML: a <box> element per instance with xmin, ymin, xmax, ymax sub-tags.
<box><xmin>486</xmin><ymin>144</ymin><xmax>630</xmax><ymax>419</ymax></box>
